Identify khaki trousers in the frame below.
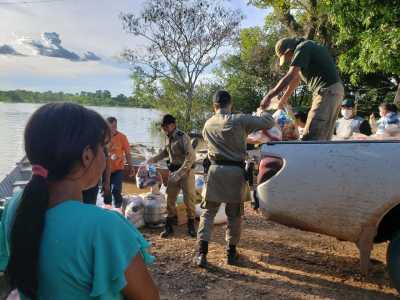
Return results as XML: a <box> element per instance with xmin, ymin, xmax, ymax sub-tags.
<box><xmin>197</xmin><ymin>201</ymin><xmax>244</xmax><ymax>246</ymax></box>
<box><xmin>302</xmin><ymin>82</ymin><xmax>344</xmax><ymax>141</ymax></box>
<box><xmin>166</xmin><ymin>169</ymin><xmax>196</xmax><ymax>219</ymax></box>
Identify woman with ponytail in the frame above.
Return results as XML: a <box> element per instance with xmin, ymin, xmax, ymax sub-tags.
<box><xmin>1</xmin><ymin>103</ymin><xmax>159</xmax><ymax>300</ymax></box>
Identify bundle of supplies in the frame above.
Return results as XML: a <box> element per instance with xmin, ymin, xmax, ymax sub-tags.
<box><xmin>247</xmin><ymin>108</ymin><xmax>283</xmax><ymax>144</ymax></box>
<box><xmin>142</xmin><ymin>191</ymin><xmax>167</xmax><ymax>226</ymax></box>
<box><xmin>124</xmin><ymin>195</ymin><xmax>145</xmax><ymax>228</ymax></box>
<box><xmin>272</xmin><ymin>108</ymin><xmax>299</xmax><ymax>140</ymax></box>
<box><xmin>136</xmin><ymin>164</ymin><xmax>162</xmax><ymax>189</ymax></box>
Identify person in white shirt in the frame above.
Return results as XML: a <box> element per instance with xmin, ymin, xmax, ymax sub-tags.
<box><xmin>335</xmin><ymin>98</ymin><xmax>371</xmax><ymax>139</ymax></box>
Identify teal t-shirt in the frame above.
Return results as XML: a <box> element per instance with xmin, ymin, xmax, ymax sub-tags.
<box><xmin>0</xmin><ymin>193</ymin><xmax>154</xmax><ymax>300</ymax></box>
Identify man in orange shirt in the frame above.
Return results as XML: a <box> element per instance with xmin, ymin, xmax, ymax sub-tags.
<box><xmin>104</xmin><ymin>117</ymin><xmax>134</xmax><ymax>208</ymax></box>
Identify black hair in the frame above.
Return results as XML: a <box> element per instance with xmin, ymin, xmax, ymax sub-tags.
<box><xmin>380</xmin><ymin>103</ymin><xmax>398</xmax><ymax>113</ymax></box>
<box><xmin>107</xmin><ymin>116</ymin><xmax>117</xmax><ymax>123</ymax></box>
<box><xmin>213</xmin><ymin>90</ymin><xmax>231</xmax><ymax>108</ymax></box>
<box><xmin>6</xmin><ymin>103</ymin><xmax>110</xmax><ymax>299</ymax></box>
<box><xmin>294</xmin><ymin>111</ymin><xmax>307</xmax><ymax>124</ymax></box>
<box><xmin>161</xmin><ymin>114</ymin><xmax>176</xmax><ymax>126</ymax></box>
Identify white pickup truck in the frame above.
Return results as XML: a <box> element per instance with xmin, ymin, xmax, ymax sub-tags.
<box><xmin>256</xmin><ymin>140</ymin><xmax>400</xmax><ymax>293</ymax></box>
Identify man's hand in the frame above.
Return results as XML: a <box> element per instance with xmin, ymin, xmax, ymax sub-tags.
<box><xmin>146</xmin><ymin>158</ymin><xmax>155</xmax><ymax>164</ymax></box>
<box><xmin>369</xmin><ymin>113</ymin><xmax>376</xmax><ymax>123</ymax></box>
<box><xmin>103</xmin><ymin>181</ymin><xmax>111</xmax><ymax>196</ymax></box>
<box><xmin>277</xmin><ymin>98</ymin><xmax>287</xmax><ymax>110</ymax></box>
<box><xmin>260</xmin><ymin>93</ymin><xmax>272</xmax><ymax>109</ymax></box>
<box><xmin>168</xmin><ymin>171</ymin><xmax>180</xmax><ymax>184</ymax></box>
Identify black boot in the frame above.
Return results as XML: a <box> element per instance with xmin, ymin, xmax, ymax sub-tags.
<box><xmin>160</xmin><ymin>218</ymin><xmax>174</xmax><ymax>238</ymax></box>
<box><xmin>187</xmin><ymin>218</ymin><xmax>196</xmax><ymax>238</ymax></box>
<box><xmin>193</xmin><ymin>240</ymin><xmax>208</xmax><ymax>268</ymax></box>
<box><xmin>226</xmin><ymin>245</ymin><xmax>239</xmax><ymax>265</ymax></box>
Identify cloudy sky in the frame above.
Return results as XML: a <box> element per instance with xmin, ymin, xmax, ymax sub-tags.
<box><xmin>0</xmin><ymin>0</ymin><xmax>268</xmax><ymax>96</ymax></box>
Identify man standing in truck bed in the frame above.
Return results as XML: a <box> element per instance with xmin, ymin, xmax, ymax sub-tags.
<box><xmin>261</xmin><ymin>37</ymin><xmax>344</xmax><ymax>140</ymax></box>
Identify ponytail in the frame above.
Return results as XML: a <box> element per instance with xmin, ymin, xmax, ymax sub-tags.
<box><xmin>6</xmin><ymin>175</ymin><xmax>49</xmax><ymax>299</ymax></box>
<box><xmin>5</xmin><ymin>102</ymin><xmax>110</xmax><ymax>299</ymax></box>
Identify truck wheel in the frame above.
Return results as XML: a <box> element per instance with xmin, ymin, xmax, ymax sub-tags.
<box><xmin>387</xmin><ymin>231</ymin><xmax>400</xmax><ymax>293</ymax></box>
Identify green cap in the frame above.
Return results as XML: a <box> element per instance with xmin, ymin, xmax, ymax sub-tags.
<box><xmin>341</xmin><ymin>98</ymin><xmax>355</xmax><ymax>107</ymax></box>
<box><xmin>275</xmin><ymin>37</ymin><xmax>299</xmax><ymax>66</ymax></box>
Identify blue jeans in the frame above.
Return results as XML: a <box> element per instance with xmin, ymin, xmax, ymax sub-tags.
<box><xmin>103</xmin><ymin>170</ymin><xmax>124</xmax><ymax>208</ymax></box>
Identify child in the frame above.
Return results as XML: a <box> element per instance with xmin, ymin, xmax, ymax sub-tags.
<box><xmin>370</xmin><ymin>103</ymin><xmax>399</xmax><ymax>135</ymax></box>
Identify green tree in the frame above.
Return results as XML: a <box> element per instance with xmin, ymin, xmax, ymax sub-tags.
<box><xmin>328</xmin><ymin>0</ymin><xmax>400</xmax><ymax>100</ymax></box>
<box><xmin>121</xmin><ymin>0</ymin><xmax>243</xmax><ymax>129</ymax></box>
<box><xmin>215</xmin><ymin>23</ymin><xmax>312</xmax><ymax>113</ymax></box>
<box><xmin>130</xmin><ymin>69</ymin><xmax>158</xmax><ymax>109</ymax></box>
<box><xmin>248</xmin><ymin>0</ymin><xmax>334</xmax><ymax>46</ymax></box>
<box><xmin>0</xmin><ymin>89</ymin><xmax>140</xmax><ymax>107</ymax></box>
<box><xmin>247</xmin><ymin>0</ymin><xmax>399</xmax><ymax>115</ymax></box>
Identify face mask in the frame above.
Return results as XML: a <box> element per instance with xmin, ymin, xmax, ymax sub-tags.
<box><xmin>341</xmin><ymin>109</ymin><xmax>353</xmax><ymax>119</ymax></box>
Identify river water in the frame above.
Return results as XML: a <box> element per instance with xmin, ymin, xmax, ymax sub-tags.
<box><xmin>0</xmin><ymin>103</ymin><xmax>162</xmax><ymax>179</ymax></box>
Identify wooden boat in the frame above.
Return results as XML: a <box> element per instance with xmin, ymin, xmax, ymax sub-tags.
<box><xmin>0</xmin><ymin>143</ymin><xmax>207</xmax><ymax>207</ymax></box>
<box><xmin>0</xmin><ymin>156</ymin><xmax>32</xmax><ymax>203</ymax></box>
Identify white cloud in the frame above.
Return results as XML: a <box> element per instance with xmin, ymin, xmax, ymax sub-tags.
<box><xmin>0</xmin><ymin>0</ymin><xmax>267</xmax><ymax>95</ymax></box>
<box><xmin>0</xmin><ymin>44</ymin><xmax>23</xmax><ymax>56</ymax></box>
<box><xmin>18</xmin><ymin>32</ymin><xmax>102</xmax><ymax>61</ymax></box>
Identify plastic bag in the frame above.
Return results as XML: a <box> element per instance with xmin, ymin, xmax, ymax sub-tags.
<box><xmin>247</xmin><ymin>108</ymin><xmax>283</xmax><ymax>144</ymax></box>
<box><xmin>195</xmin><ymin>175</ymin><xmax>205</xmax><ymax>192</ymax></box>
<box><xmin>142</xmin><ymin>192</ymin><xmax>167</xmax><ymax>225</ymax></box>
<box><xmin>272</xmin><ymin>109</ymin><xmax>299</xmax><ymax>140</ymax></box>
<box><xmin>125</xmin><ymin>195</ymin><xmax>145</xmax><ymax>228</ymax></box>
<box><xmin>123</xmin><ymin>195</ymin><xmax>143</xmax><ymax>211</ymax></box>
<box><xmin>136</xmin><ymin>164</ymin><xmax>161</xmax><ymax>189</ymax></box>
<box><xmin>247</xmin><ymin>127</ymin><xmax>282</xmax><ymax>144</ymax></box>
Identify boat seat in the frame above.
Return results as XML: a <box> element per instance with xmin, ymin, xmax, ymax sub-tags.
<box><xmin>20</xmin><ymin>167</ymin><xmax>32</xmax><ymax>181</ymax></box>
<box><xmin>12</xmin><ymin>180</ymin><xmax>29</xmax><ymax>188</ymax></box>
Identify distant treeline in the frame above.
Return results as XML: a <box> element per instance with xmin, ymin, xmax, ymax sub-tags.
<box><xmin>0</xmin><ymin>90</ymin><xmax>155</xmax><ymax>108</ymax></box>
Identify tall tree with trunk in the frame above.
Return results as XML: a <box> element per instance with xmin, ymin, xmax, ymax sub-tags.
<box><xmin>121</xmin><ymin>0</ymin><xmax>242</xmax><ymax>129</ymax></box>
<box><xmin>248</xmin><ymin>0</ymin><xmax>331</xmax><ymax>43</ymax></box>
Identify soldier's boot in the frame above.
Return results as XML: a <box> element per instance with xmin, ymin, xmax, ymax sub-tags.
<box><xmin>187</xmin><ymin>218</ymin><xmax>196</xmax><ymax>238</ymax></box>
<box><xmin>226</xmin><ymin>245</ymin><xmax>239</xmax><ymax>265</ymax></box>
<box><xmin>193</xmin><ymin>240</ymin><xmax>208</xmax><ymax>268</ymax></box>
<box><xmin>160</xmin><ymin>218</ymin><xmax>174</xmax><ymax>238</ymax></box>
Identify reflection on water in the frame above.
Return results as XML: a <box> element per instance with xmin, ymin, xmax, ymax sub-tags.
<box><xmin>0</xmin><ymin>103</ymin><xmax>162</xmax><ymax>179</ymax></box>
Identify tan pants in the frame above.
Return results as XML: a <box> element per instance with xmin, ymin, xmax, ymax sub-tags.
<box><xmin>197</xmin><ymin>201</ymin><xmax>244</xmax><ymax>246</ymax></box>
<box><xmin>166</xmin><ymin>169</ymin><xmax>196</xmax><ymax>219</ymax></box>
<box><xmin>302</xmin><ymin>82</ymin><xmax>344</xmax><ymax>141</ymax></box>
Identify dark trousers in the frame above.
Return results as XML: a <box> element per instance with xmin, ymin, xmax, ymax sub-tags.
<box><xmin>82</xmin><ymin>184</ymin><xmax>99</xmax><ymax>205</ymax></box>
<box><xmin>103</xmin><ymin>170</ymin><xmax>124</xmax><ymax>208</ymax></box>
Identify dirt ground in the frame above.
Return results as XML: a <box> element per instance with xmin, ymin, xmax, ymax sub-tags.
<box><xmin>141</xmin><ymin>202</ymin><xmax>399</xmax><ymax>300</ymax></box>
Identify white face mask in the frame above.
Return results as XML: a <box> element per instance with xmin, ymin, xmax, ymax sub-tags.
<box><xmin>341</xmin><ymin>109</ymin><xmax>353</xmax><ymax>119</ymax></box>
